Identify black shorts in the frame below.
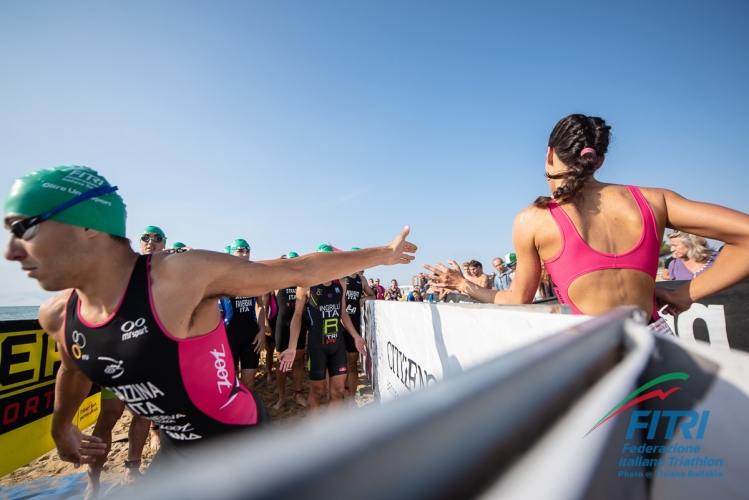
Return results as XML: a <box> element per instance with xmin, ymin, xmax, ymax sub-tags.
<box><xmin>343</xmin><ymin>312</ymin><xmax>362</xmax><ymax>353</ymax></box>
<box><xmin>275</xmin><ymin>319</ymin><xmax>307</xmax><ymax>352</ymax></box>
<box><xmin>307</xmin><ymin>335</ymin><xmax>347</xmax><ymax>381</ymax></box>
<box><xmin>229</xmin><ymin>333</ymin><xmax>261</xmax><ymax>371</ymax></box>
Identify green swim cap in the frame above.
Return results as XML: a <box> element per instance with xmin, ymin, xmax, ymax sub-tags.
<box><xmin>350</xmin><ymin>247</ymin><xmax>360</xmax><ymax>251</ymax></box>
<box><xmin>141</xmin><ymin>225</ymin><xmax>166</xmax><ymax>239</ymax></box>
<box><xmin>223</xmin><ymin>246</ymin><xmax>232</xmax><ymax>254</ymax></box>
<box><xmin>287</xmin><ymin>251</ymin><xmax>299</xmax><ymax>258</ymax></box>
<box><xmin>4</xmin><ymin>166</ymin><xmax>126</xmax><ymax>237</ymax></box>
<box><xmin>171</xmin><ymin>242</ymin><xmax>186</xmax><ymax>248</ymax></box>
<box><xmin>230</xmin><ymin>238</ymin><xmax>250</xmax><ymax>253</ymax></box>
<box><xmin>317</xmin><ymin>244</ymin><xmax>334</xmax><ymax>253</ymax></box>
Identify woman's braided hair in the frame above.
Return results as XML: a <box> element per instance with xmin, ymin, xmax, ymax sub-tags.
<box><xmin>534</xmin><ymin>114</ymin><xmax>611</xmax><ymax>208</ymax></box>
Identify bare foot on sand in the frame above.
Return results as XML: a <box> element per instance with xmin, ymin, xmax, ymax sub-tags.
<box><xmin>118</xmin><ymin>467</ymin><xmax>142</xmax><ymax>486</ymax></box>
<box><xmin>149</xmin><ymin>428</ymin><xmax>161</xmax><ymax>451</ymax></box>
<box><xmin>272</xmin><ymin>398</ymin><xmax>286</xmax><ymax>410</ymax></box>
<box><xmin>295</xmin><ymin>394</ymin><xmax>307</xmax><ymax>407</ymax></box>
<box><xmin>84</xmin><ymin>473</ymin><xmax>100</xmax><ymax>500</ymax></box>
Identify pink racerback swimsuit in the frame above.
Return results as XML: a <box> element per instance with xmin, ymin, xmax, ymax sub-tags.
<box><xmin>544</xmin><ymin>186</ymin><xmax>661</xmax><ymax>318</ymax></box>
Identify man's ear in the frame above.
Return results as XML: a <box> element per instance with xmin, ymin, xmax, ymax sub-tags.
<box><xmin>83</xmin><ymin>227</ymin><xmax>102</xmax><ymax>240</ymax></box>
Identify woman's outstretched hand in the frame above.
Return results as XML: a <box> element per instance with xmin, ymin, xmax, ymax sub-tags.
<box><xmin>423</xmin><ymin>260</ymin><xmax>466</xmax><ymax>292</ymax></box>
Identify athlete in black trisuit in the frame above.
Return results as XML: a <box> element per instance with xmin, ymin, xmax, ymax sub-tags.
<box><xmin>280</xmin><ymin>245</ymin><xmax>367</xmax><ymax>414</ymax></box>
<box><xmin>82</xmin><ymin>225</ymin><xmax>166</xmax><ymax>498</ymax></box>
<box><xmin>224</xmin><ymin>239</ymin><xmax>268</xmax><ymax>391</ymax></box>
<box><xmin>3</xmin><ymin>166</ymin><xmax>417</xmax><ymax>475</ymax></box>
<box><xmin>342</xmin><ymin>247</ymin><xmax>376</xmax><ymax>401</ymax></box>
<box><xmin>272</xmin><ymin>252</ymin><xmax>306</xmax><ymax>410</ymax></box>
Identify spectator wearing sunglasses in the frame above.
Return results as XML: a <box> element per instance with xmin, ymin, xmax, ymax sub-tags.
<box><xmin>3</xmin><ymin>165</ymin><xmax>417</xmax><ymax>481</ymax></box>
<box><xmin>139</xmin><ymin>226</ymin><xmax>167</xmax><ymax>254</ymax></box>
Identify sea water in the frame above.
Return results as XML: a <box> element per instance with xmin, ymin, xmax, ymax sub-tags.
<box><xmin>0</xmin><ymin>306</ymin><xmax>39</xmax><ymax>321</ymax></box>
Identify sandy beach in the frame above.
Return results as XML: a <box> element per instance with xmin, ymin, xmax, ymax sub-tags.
<box><xmin>0</xmin><ymin>360</ymin><xmax>373</xmax><ymax>488</ymax></box>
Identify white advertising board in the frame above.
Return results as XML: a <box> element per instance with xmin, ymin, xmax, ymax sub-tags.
<box><xmin>364</xmin><ymin>301</ymin><xmax>589</xmax><ymax>402</ymax></box>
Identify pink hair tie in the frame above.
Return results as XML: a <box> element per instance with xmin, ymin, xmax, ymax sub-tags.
<box><xmin>580</xmin><ymin>148</ymin><xmax>597</xmax><ymax>157</ymax></box>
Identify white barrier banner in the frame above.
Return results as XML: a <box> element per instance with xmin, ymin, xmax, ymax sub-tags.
<box><xmin>364</xmin><ymin>301</ymin><xmax>589</xmax><ymax>402</ymax></box>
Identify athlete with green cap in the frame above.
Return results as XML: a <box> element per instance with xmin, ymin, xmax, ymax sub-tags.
<box><xmin>4</xmin><ymin>165</ymin><xmax>417</xmax><ymax>480</ymax></box>
<box><xmin>343</xmin><ymin>247</ymin><xmax>376</xmax><ymax>402</ymax></box>
<box><xmin>281</xmin><ymin>245</ymin><xmax>368</xmax><ymax>414</ymax></box>
<box><xmin>140</xmin><ymin>226</ymin><xmax>167</xmax><ymax>254</ymax></box>
<box><xmin>223</xmin><ymin>239</ymin><xmax>270</xmax><ymax>392</ymax></box>
<box><xmin>272</xmin><ymin>251</ymin><xmax>307</xmax><ymax>410</ymax></box>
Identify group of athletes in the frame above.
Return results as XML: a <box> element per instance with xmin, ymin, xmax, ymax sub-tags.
<box><xmin>4</xmin><ymin>114</ymin><xmax>749</xmax><ymax>497</ymax></box>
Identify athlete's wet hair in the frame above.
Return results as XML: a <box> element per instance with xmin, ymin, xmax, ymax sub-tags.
<box><xmin>534</xmin><ymin>114</ymin><xmax>611</xmax><ymax>208</ymax></box>
<box><xmin>468</xmin><ymin>260</ymin><xmax>482</xmax><ymax>269</ymax></box>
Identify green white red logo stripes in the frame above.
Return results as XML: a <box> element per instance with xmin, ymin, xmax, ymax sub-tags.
<box><xmin>585</xmin><ymin>372</ymin><xmax>688</xmax><ymax>437</ymax></box>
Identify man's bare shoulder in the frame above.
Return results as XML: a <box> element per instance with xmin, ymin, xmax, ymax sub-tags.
<box><xmin>38</xmin><ymin>290</ymin><xmax>74</xmax><ymax>340</ymax></box>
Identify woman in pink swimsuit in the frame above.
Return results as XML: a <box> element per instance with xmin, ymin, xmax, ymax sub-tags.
<box><xmin>426</xmin><ymin>114</ymin><xmax>749</xmax><ymax>324</ymax></box>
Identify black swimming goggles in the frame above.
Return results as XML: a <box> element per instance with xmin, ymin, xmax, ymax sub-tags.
<box><xmin>140</xmin><ymin>234</ymin><xmax>165</xmax><ymax>243</ymax></box>
<box><xmin>9</xmin><ymin>185</ymin><xmax>119</xmax><ymax>241</ymax></box>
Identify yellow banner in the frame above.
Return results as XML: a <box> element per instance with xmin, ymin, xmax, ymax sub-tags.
<box><xmin>1</xmin><ymin>320</ymin><xmax>101</xmax><ymax>477</ymax></box>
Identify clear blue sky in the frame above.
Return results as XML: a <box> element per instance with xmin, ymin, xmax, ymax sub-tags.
<box><xmin>2</xmin><ymin>1</ymin><xmax>748</xmax><ymax>305</ymax></box>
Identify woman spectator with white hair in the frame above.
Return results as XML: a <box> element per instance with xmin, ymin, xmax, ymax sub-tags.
<box><xmin>667</xmin><ymin>231</ymin><xmax>718</xmax><ymax>281</ymax></box>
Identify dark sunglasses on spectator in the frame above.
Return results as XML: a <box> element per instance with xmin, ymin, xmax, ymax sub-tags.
<box><xmin>9</xmin><ymin>185</ymin><xmax>119</xmax><ymax>241</ymax></box>
<box><xmin>140</xmin><ymin>234</ymin><xmax>164</xmax><ymax>243</ymax></box>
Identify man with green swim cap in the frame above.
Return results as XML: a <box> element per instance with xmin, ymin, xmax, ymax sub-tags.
<box><xmin>281</xmin><ymin>244</ymin><xmax>369</xmax><ymax>414</ymax></box>
<box><xmin>223</xmin><ymin>238</ymin><xmax>272</xmax><ymax>392</ymax></box>
<box><xmin>140</xmin><ymin>226</ymin><xmax>167</xmax><ymax>254</ymax></box>
<box><xmin>343</xmin><ymin>247</ymin><xmax>376</xmax><ymax>402</ymax></box>
<box><xmin>4</xmin><ymin>165</ymin><xmax>417</xmax><ymax>483</ymax></box>
<box><xmin>287</xmin><ymin>251</ymin><xmax>299</xmax><ymax>258</ymax></box>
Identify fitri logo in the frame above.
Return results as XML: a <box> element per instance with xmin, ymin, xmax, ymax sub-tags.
<box><xmin>98</xmin><ymin>357</ymin><xmax>125</xmax><ymax>379</ymax></box>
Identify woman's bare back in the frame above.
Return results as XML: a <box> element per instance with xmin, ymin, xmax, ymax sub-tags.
<box><xmin>532</xmin><ymin>182</ymin><xmax>668</xmax><ymax>317</ymax></box>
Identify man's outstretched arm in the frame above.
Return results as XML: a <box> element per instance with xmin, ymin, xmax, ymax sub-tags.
<box><xmin>163</xmin><ymin>227</ymin><xmax>417</xmax><ymax>300</ymax></box>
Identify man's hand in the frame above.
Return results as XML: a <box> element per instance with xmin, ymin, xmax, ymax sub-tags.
<box><xmin>278</xmin><ymin>349</ymin><xmax>295</xmax><ymax>372</ymax></box>
<box><xmin>355</xmin><ymin>337</ymin><xmax>366</xmax><ymax>356</ymax></box>
<box><xmin>253</xmin><ymin>331</ymin><xmax>267</xmax><ymax>354</ymax></box>
<box><xmin>655</xmin><ymin>286</ymin><xmax>694</xmax><ymax>316</ymax></box>
<box><xmin>385</xmin><ymin>227</ymin><xmax>417</xmax><ymax>265</ymax></box>
<box><xmin>54</xmin><ymin>423</ymin><xmax>106</xmax><ymax>467</ymax></box>
<box><xmin>423</xmin><ymin>260</ymin><xmax>467</xmax><ymax>292</ymax></box>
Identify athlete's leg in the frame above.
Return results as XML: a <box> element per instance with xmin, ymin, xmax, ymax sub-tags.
<box><xmin>292</xmin><ymin>349</ymin><xmax>306</xmax><ymax>406</ymax></box>
<box><xmin>328</xmin><ymin>374</ymin><xmax>347</xmax><ymax>413</ymax></box>
<box><xmin>239</xmin><ymin>337</ymin><xmax>261</xmax><ymax>391</ymax></box>
<box><xmin>264</xmin><ymin>338</ymin><xmax>275</xmax><ymax>383</ymax></box>
<box><xmin>307</xmin><ymin>342</ymin><xmax>328</xmax><ymax>414</ymax></box>
<box><xmin>240</xmin><ymin>368</ymin><xmax>258</xmax><ymax>391</ymax></box>
<box><xmin>326</xmin><ymin>344</ymin><xmax>348</xmax><ymax>412</ymax></box>
<box><xmin>308</xmin><ymin>379</ymin><xmax>325</xmax><ymax>412</ymax></box>
<box><xmin>120</xmin><ymin>413</ymin><xmax>150</xmax><ymax>484</ymax></box>
<box><xmin>149</xmin><ymin>423</ymin><xmax>160</xmax><ymax>451</ymax></box>
<box><xmin>85</xmin><ymin>393</ymin><xmax>125</xmax><ymax>500</ymax></box>
<box><xmin>274</xmin><ymin>367</ymin><xmax>288</xmax><ymax>410</ymax></box>
<box><xmin>346</xmin><ymin>352</ymin><xmax>359</xmax><ymax>399</ymax></box>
